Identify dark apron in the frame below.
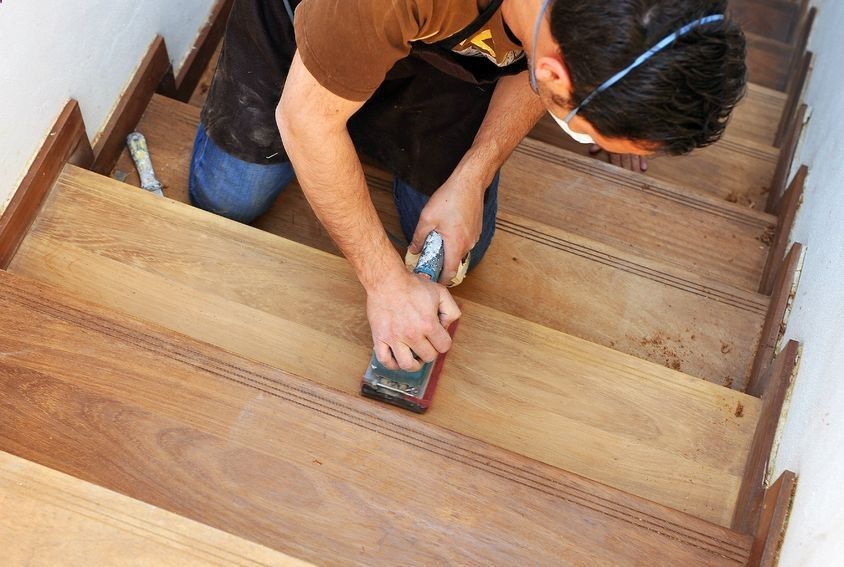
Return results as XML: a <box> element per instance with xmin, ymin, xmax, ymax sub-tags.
<box><xmin>202</xmin><ymin>0</ymin><xmax>526</xmax><ymax>195</ymax></box>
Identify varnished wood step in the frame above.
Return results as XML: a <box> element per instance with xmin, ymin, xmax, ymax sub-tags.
<box><xmin>746</xmin><ymin>32</ymin><xmax>793</xmax><ymax>92</ymax></box>
<box><xmin>0</xmin><ymin>271</ymin><xmax>754</xmax><ymax>564</ymax></box>
<box><xmin>730</xmin><ymin>0</ymin><xmax>801</xmax><ymax>43</ymax></box>
<box><xmin>727</xmin><ymin>83</ymin><xmax>787</xmax><ymax>146</ymax></box>
<box><xmin>0</xmin><ymin>451</ymin><xmax>303</xmax><ymax>566</ymax></box>
<box><xmin>111</xmin><ymin>94</ymin><xmax>771</xmax><ymax>387</ymax></box>
<box><xmin>10</xmin><ymin>165</ymin><xmax>761</xmax><ymax>526</ymax></box>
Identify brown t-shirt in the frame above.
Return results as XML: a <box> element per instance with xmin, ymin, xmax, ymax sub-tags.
<box><xmin>294</xmin><ymin>0</ymin><xmax>524</xmax><ymax>101</ymax></box>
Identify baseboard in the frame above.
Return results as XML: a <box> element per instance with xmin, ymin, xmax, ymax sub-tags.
<box><xmin>0</xmin><ymin>100</ymin><xmax>93</xmax><ymax>269</ymax></box>
<box><xmin>748</xmin><ymin>243</ymin><xmax>803</xmax><ymax>397</ymax></box>
<box><xmin>749</xmin><ymin>470</ymin><xmax>797</xmax><ymax>566</ymax></box>
<box><xmin>760</xmin><ymin>165</ymin><xmax>807</xmax><ymax>295</ymax></box>
<box><xmin>172</xmin><ymin>0</ymin><xmax>233</xmax><ymax>102</ymax></box>
<box><xmin>775</xmin><ymin>52</ymin><xmax>813</xmax><ymax>148</ymax></box>
<box><xmin>91</xmin><ymin>36</ymin><xmax>173</xmax><ymax>175</ymax></box>
<box><xmin>733</xmin><ymin>340</ymin><xmax>800</xmax><ymax>533</ymax></box>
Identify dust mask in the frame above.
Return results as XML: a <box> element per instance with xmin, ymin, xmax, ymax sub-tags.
<box><xmin>551</xmin><ymin>112</ymin><xmax>595</xmax><ymax>145</ymax></box>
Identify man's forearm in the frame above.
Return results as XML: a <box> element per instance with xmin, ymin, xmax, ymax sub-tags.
<box><xmin>453</xmin><ymin>71</ymin><xmax>546</xmax><ymax>188</ymax></box>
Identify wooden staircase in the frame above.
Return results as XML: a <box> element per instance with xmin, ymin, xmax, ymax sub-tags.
<box><xmin>0</xmin><ymin>1</ymin><xmax>812</xmax><ymax>564</ymax></box>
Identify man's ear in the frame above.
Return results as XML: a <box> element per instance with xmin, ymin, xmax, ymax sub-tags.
<box><xmin>534</xmin><ymin>55</ymin><xmax>573</xmax><ymax>96</ymax></box>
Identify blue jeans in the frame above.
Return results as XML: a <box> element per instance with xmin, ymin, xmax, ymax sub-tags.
<box><xmin>189</xmin><ymin>124</ymin><xmax>498</xmax><ymax>270</ymax></box>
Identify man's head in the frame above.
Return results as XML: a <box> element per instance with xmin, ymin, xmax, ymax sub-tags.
<box><xmin>531</xmin><ymin>0</ymin><xmax>746</xmax><ymax>156</ymax></box>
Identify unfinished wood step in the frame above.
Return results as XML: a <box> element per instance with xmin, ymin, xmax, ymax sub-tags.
<box><xmin>502</xmin><ymin>138</ymin><xmax>777</xmax><ymax>291</ymax></box>
<box><xmin>10</xmin><ymin>164</ymin><xmax>761</xmax><ymax>526</ymax></box>
<box><xmin>0</xmin><ymin>270</ymin><xmax>754</xmax><ymax>564</ymax></box>
<box><xmin>530</xmin><ymin>117</ymin><xmax>779</xmax><ymax>210</ymax></box>
<box><xmin>746</xmin><ymin>32</ymin><xmax>793</xmax><ymax>91</ymax></box>
<box><xmin>730</xmin><ymin>0</ymin><xmax>801</xmax><ymax>43</ymax></box>
<box><xmin>0</xmin><ymin>451</ymin><xmax>303</xmax><ymax>566</ymax></box>
<box><xmin>728</xmin><ymin>83</ymin><xmax>787</xmax><ymax>146</ymax></box>
<box><xmin>115</xmin><ymin>95</ymin><xmax>777</xmax><ymax>291</ymax></box>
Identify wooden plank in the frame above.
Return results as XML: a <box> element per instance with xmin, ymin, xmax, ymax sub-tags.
<box><xmin>174</xmin><ymin>0</ymin><xmax>234</xmax><ymax>102</ymax></box>
<box><xmin>746</xmin><ymin>32</ymin><xmax>793</xmax><ymax>92</ymax></box>
<box><xmin>530</xmin><ymin>117</ymin><xmax>779</xmax><ymax>210</ymax></box>
<box><xmin>732</xmin><ymin>84</ymin><xmax>788</xmax><ymax>146</ymax></box>
<box><xmin>775</xmin><ymin>52</ymin><xmax>812</xmax><ymax>148</ymax></box>
<box><xmin>92</xmin><ymin>36</ymin><xmax>173</xmax><ymax>174</ymax></box>
<box><xmin>0</xmin><ymin>451</ymin><xmax>304</xmax><ymax>566</ymax></box>
<box><xmin>0</xmin><ymin>100</ymin><xmax>93</xmax><ymax>269</ymax></box>
<box><xmin>748</xmin><ymin>244</ymin><xmax>802</xmax><ymax>397</ymax></box>
<box><xmin>732</xmin><ymin>341</ymin><xmax>800</xmax><ymax>534</ymax></box>
<box><xmin>9</xmin><ymin>165</ymin><xmax>763</xmax><ymax>526</ymax></box>
<box><xmin>729</xmin><ymin>0</ymin><xmax>800</xmax><ymax>43</ymax></box>
<box><xmin>760</xmin><ymin>165</ymin><xmax>806</xmax><ymax>294</ymax></box>
<box><xmin>767</xmin><ymin>104</ymin><xmax>808</xmax><ymax>212</ymax></box>
<box><xmin>749</xmin><ymin>471</ymin><xmax>797</xmax><ymax>566</ymax></box>
<box><xmin>0</xmin><ymin>270</ymin><xmax>754</xmax><ymax>564</ymax></box>
<box><xmin>504</xmin><ymin>138</ymin><xmax>777</xmax><ymax>291</ymax></box>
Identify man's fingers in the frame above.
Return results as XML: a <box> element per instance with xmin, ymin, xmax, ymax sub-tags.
<box><xmin>392</xmin><ymin>342</ymin><xmax>423</xmax><ymax>372</ymax></box>
<box><xmin>439</xmin><ymin>247</ymin><xmax>462</xmax><ymax>285</ymax></box>
<box><xmin>437</xmin><ymin>287</ymin><xmax>462</xmax><ymax>328</ymax></box>
<box><xmin>408</xmin><ymin>336</ymin><xmax>438</xmax><ymax>364</ymax></box>
<box><xmin>639</xmin><ymin>156</ymin><xmax>649</xmax><ymax>172</ymax></box>
<box><xmin>374</xmin><ymin>342</ymin><xmax>399</xmax><ymax>371</ymax></box>
<box><xmin>428</xmin><ymin>323</ymin><xmax>453</xmax><ymax>354</ymax></box>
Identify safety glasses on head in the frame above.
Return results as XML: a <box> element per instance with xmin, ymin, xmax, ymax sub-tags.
<box><xmin>528</xmin><ymin>0</ymin><xmax>725</xmax><ymax>145</ymax></box>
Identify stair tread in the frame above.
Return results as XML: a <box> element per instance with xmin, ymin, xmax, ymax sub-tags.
<box><xmin>730</xmin><ymin>0</ymin><xmax>800</xmax><ymax>43</ymax></box>
<box><xmin>0</xmin><ymin>270</ymin><xmax>754</xmax><ymax>563</ymax></box>
<box><xmin>0</xmin><ymin>451</ymin><xmax>303</xmax><ymax>566</ymax></box>
<box><xmin>11</xmin><ymin>164</ymin><xmax>761</xmax><ymax>526</ymax></box>
<box><xmin>727</xmin><ymin>83</ymin><xmax>787</xmax><ymax>145</ymax></box>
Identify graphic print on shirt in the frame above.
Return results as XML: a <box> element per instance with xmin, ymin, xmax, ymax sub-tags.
<box><xmin>452</xmin><ymin>17</ymin><xmax>524</xmax><ymax>67</ymax></box>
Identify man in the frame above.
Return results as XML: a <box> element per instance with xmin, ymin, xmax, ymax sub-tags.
<box><xmin>191</xmin><ymin>0</ymin><xmax>745</xmax><ymax>372</ymax></box>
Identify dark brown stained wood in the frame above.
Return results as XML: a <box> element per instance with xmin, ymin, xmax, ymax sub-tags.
<box><xmin>775</xmin><ymin>52</ymin><xmax>813</xmax><ymax>148</ymax></box>
<box><xmin>91</xmin><ymin>36</ymin><xmax>173</xmax><ymax>174</ymax></box>
<box><xmin>787</xmin><ymin>6</ymin><xmax>817</xmax><ymax>85</ymax></box>
<box><xmin>730</xmin><ymin>0</ymin><xmax>800</xmax><ymax>43</ymax></box>
<box><xmin>0</xmin><ymin>271</ymin><xmax>754</xmax><ymax>565</ymax></box>
<box><xmin>732</xmin><ymin>341</ymin><xmax>800</xmax><ymax>534</ymax></box>
<box><xmin>0</xmin><ymin>100</ymin><xmax>93</xmax><ymax>269</ymax></box>
<box><xmin>11</xmin><ymin>165</ymin><xmax>762</xmax><ymax>525</ymax></box>
<box><xmin>767</xmin><ymin>104</ymin><xmax>808</xmax><ymax>212</ymax></box>
<box><xmin>530</xmin><ymin>116</ymin><xmax>779</xmax><ymax>210</ymax></box>
<box><xmin>746</xmin><ymin>32</ymin><xmax>794</xmax><ymax>91</ymax></box>
<box><xmin>748</xmin><ymin>243</ymin><xmax>802</xmax><ymax>397</ymax></box>
<box><xmin>173</xmin><ymin>0</ymin><xmax>234</xmax><ymax>102</ymax></box>
<box><xmin>760</xmin><ymin>165</ymin><xmax>807</xmax><ymax>295</ymax></box>
<box><xmin>749</xmin><ymin>471</ymin><xmax>797</xmax><ymax>566</ymax></box>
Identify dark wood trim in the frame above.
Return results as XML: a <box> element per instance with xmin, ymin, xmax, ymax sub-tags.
<box><xmin>733</xmin><ymin>341</ymin><xmax>800</xmax><ymax>533</ymax></box>
<box><xmin>0</xmin><ymin>100</ymin><xmax>93</xmax><ymax>269</ymax></box>
<box><xmin>748</xmin><ymin>243</ymin><xmax>803</xmax><ymax>397</ymax></box>
<box><xmin>749</xmin><ymin>470</ymin><xmax>797</xmax><ymax>566</ymax></box>
<box><xmin>789</xmin><ymin>6</ymin><xmax>816</xmax><ymax>77</ymax></box>
<box><xmin>172</xmin><ymin>0</ymin><xmax>233</xmax><ymax>102</ymax></box>
<box><xmin>775</xmin><ymin>52</ymin><xmax>812</xmax><ymax>148</ymax></box>
<box><xmin>767</xmin><ymin>104</ymin><xmax>808</xmax><ymax>213</ymax></box>
<box><xmin>91</xmin><ymin>35</ymin><xmax>173</xmax><ymax>175</ymax></box>
<box><xmin>760</xmin><ymin>165</ymin><xmax>807</xmax><ymax>295</ymax></box>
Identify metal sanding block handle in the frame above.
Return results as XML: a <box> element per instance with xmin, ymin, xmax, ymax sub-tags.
<box><xmin>126</xmin><ymin>132</ymin><xmax>164</xmax><ymax>197</ymax></box>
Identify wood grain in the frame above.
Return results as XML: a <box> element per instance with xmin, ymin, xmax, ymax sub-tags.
<box><xmin>174</xmin><ymin>0</ymin><xmax>234</xmax><ymax>102</ymax></box>
<box><xmin>732</xmin><ymin>84</ymin><xmax>788</xmax><ymax>147</ymax></box>
<box><xmin>0</xmin><ymin>99</ymin><xmax>93</xmax><ymax>269</ymax></box>
<box><xmin>732</xmin><ymin>341</ymin><xmax>800</xmax><ymax>534</ymax></box>
<box><xmin>9</xmin><ymin>164</ymin><xmax>763</xmax><ymax>525</ymax></box>
<box><xmin>748</xmin><ymin>243</ymin><xmax>802</xmax><ymax>397</ymax></box>
<box><xmin>730</xmin><ymin>0</ymin><xmax>800</xmax><ymax>43</ymax></box>
<box><xmin>767</xmin><ymin>104</ymin><xmax>808</xmax><ymax>212</ymax></box>
<box><xmin>92</xmin><ymin>36</ymin><xmax>173</xmax><ymax>174</ymax></box>
<box><xmin>760</xmin><ymin>165</ymin><xmax>806</xmax><ymax>295</ymax></box>
<box><xmin>749</xmin><ymin>471</ymin><xmax>797</xmax><ymax>566</ymax></box>
<box><xmin>775</xmin><ymin>52</ymin><xmax>812</xmax><ymax>148</ymax></box>
<box><xmin>746</xmin><ymin>32</ymin><xmax>793</xmax><ymax>92</ymax></box>
<box><xmin>530</xmin><ymin>117</ymin><xmax>779</xmax><ymax>210</ymax></box>
<box><xmin>0</xmin><ymin>451</ymin><xmax>304</xmax><ymax>566</ymax></box>
<box><xmin>504</xmin><ymin>138</ymin><xmax>777</xmax><ymax>291</ymax></box>
<box><xmin>0</xmin><ymin>270</ymin><xmax>753</xmax><ymax>564</ymax></box>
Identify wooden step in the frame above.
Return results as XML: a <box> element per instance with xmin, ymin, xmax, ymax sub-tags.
<box><xmin>0</xmin><ymin>270</ymin><xmax>754</xmax><ymax>564</ymax></box>
<box><xmin>730</xmin><ymin>0</ymin><xmax>801</xmax><ymax>43</ymax></box>
<box><xmin>728</xmin><ymin>83</ymin><xmax>787</xmax><ymax>146</ymax></box>
<box><xmin>0</xmin><ymin>451</ymin><xmax>303</xmax><ymax>565</ymax></box>
<box><xmin>113</xmin><ymin>95</ymin><xmax>769</xmax><ymax>387</ymax></box>
<box><xmin>530</xmin><ymin>117</ymin><xmax>779</xmax><ymax>210</ymax></box>
<box><xmin>746</xmin><ymin>32</ymin><xmax>793</xmax><ymax>92</ymax></box>
<box><xmin>9</xmin><ymin>164</ymin><xmax>761</xmax><ymax>526</ymax></box>
<box><xmin>115</xmin><ymin>95</ymin><xmax>777</xmax><ymax>292</ymax></box>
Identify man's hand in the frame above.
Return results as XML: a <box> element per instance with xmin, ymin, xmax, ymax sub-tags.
<box><xmin>409</xmin><ymin>175</ymin><xmax>485</xmax><ymax>285</ymax></box>
<box><xmin>590</xmin><ymin>144</ymin><xmax>649</xmax><ymax>173</ymax></box>
<box><xmin>367</xmin><ymin>271</ymin><xmax>460</xmax><ymax>371</ymax></box>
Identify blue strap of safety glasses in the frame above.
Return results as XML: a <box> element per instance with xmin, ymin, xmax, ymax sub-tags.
<box><xmin>563</xmin><ymin>14</ymin><xmax>726</xmax><ymax>122</ymax></box>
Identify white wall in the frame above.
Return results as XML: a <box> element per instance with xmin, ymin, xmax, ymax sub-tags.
<box><xmin>0</xmin><ymin>0</ymin><xmax>216</xmax><ymax>210</ymax></box>
<box><xmin>771</xmin><ymin>0</ymin><xmax>844</xmax><ymax>564</ymax></box>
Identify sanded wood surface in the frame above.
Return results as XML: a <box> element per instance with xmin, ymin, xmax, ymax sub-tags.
<box><xmin>531</xmin><ymin>117</ymin><xmax>779</xmax><ymax>210</ymax></box>
<box><xmin>11</xmin><ymin>165</ymin><xmax>762</xmax><ymax>526</ymax></box>
<box><xmin>746</xmin><ymin>32</ymin><xmax>793</xmax><ymax>91</ymax></box>
<box><xmin>733</xmin><ymin>84</ymin><xmax>788</xmax><ymax>146</ymax></box>
<box><xmin>0</xmin><ymin>451</ymin><xmax>303</xmax><ymax>566</ymax></box>
<box><xmin>768</xmin><ymin>104</ymin><xmax>808</xmax><ymax>212</ymax></box>
<box><xmin>0</xmin><ymin>271</ymin><xmax>754</xmax><ymax>564</ymax></box>
<box><xmin>749</xmin><ymin>471</ymin><xmax>797</xmax><ymax>566</ymax></box>
<box><xmin>504</xmin><ymin>138</ymin><xmax>777</xmax><ymax>291</ymax></box>
<box><xmin>760</xmin><ymin>165</ymin><xmax>806</xmax><ymax>294</ymax></box>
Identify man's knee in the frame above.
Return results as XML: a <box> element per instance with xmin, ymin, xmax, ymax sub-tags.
<box><xmin>189</xmin><ymin>124</ymin><xmax>294</xmax><ymax>224</ymax></box>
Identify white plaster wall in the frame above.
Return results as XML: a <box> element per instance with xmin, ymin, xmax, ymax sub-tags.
<box><xmin>0</xmin><ymin>0</ymin><xmax>216</xmax><ymax>210</ymax></box>
<box><xmin>771</xmin><ymin>0</ymin><xmax>844</xmax><ymax>563</ymax></box>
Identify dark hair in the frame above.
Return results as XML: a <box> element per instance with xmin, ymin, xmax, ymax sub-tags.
<box><xmin>549</xmin><ymin>0</ymin><xmax>747</xmax><ymax>155</ymax></box>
